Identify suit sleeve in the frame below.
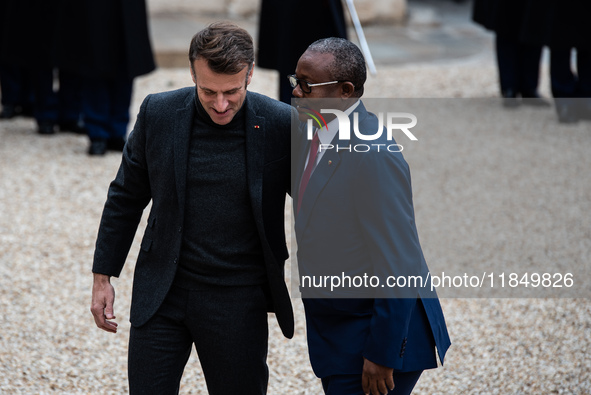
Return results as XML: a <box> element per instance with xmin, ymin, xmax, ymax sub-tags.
<box><xmin>352</xmin><ymin>149</ymin><xmax>425</xmax><ymax>369</ymax></box>
<box><xmin>92</xmin><ymin>94</ymin><xmax>153</xmax><ymax>277</ymax></box>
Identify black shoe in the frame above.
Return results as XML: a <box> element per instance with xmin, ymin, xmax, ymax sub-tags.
<box><xmin>59</xmin><ymin>120</ymin><xmax>86</xmax><ymax>134</ymax></box>
<box><xmin>20</xmin><ymin>104</ymin><xmax>34</xmax><ymax>118</ymax></box>
<box><xmin>0</xmin><ymin>105</ymin><xmax>17</xmax><ymax>119</ymax></box>
<box><xmin>521</xmin><ymin>91</ymin><xmax>552</xmax><ymax>107</ymax></box>
<box><xmin>37</xmin><ymin>121</ymin><xmax>56</xmax><ymax>135</ymax></box>
<box><xmin>88</xmin><ymin>139</ymin><xmax>108</xmax><ymax>155</ymax></box>
<box><xmin>107</xmin><ymin>137</ymin><xmax>126</xmax><ymax>152</ymax></box>
<box><xmin>501</xmin><ymin>89</ymin><xmax>520</xmax><ymax>108</ymax></box>
<box><xmin>555</xmin><ymin>100</ymin><xmax>579</xmax><ymax>124</ymax></box>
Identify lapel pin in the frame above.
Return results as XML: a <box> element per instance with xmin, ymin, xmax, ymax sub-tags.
<box><xmin>328</xmin><ymin>160</ymin><xmax>332</xmax><ymax>165</ymax></box>
<box><xmin>254</xmin><ymin>125</ymin><xmax>260</xmax><ymax>129</ymax></box>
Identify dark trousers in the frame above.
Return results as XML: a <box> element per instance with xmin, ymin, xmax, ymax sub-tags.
<box><xmin>32</xmin><ymin>68</ymin><xmax>58</xmax><ymax>124</ymax></box>
<box><xmin>550</xmin><ymin>47</ymin><xmax>591</xmax><ymax>98</ymax></box>
<box><xmin>81</xmin><ymin>72</ymin><xmax>133</xmax><ymax>141</ymax></box>
<box><xmin>128</xmin><ymin>284</ymin><xmax>269</xmax><ymax>395</ymax></box>
<box><xmin>30</xmin><ymin>68</ymin><xmax>82</xmax><ymax>125</ymax></box>
<box><xmin>495</xmin><ymin>34</ymin><xmax>543</xmax><ymax>96</ymax></box>
<box><xmin>0</xmin><ymin>64</ymin><xmax>33</xmax><ymax>108</ymax></box>
<box><xmin>57</xmin><ymin>70</ymin><xmax>82</xmax><ymax>124</ymax></box>
<box><xmin>321</xmin><ymin>371</ymin><xmax>423</xmax><ymax>395</ymax></box>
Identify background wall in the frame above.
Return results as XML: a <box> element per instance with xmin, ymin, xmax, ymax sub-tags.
<box><xmin>146</xmin><ymin>0</ymin><xmax>407</xmax><ymax>24</ymax></box>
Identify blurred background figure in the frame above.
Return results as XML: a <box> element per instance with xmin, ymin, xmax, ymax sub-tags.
<box><xmin>522</xmin><ymin>0</ymin><xmax>591</xmax><ymax>123</ymax></box>
<box><xmin>0</xmin><ymin>64</ymin><xmax>34</xmax><ymax>120</ymax></box>
<box><xmin>0</xmin><ymin>0</ymin><xmax>81</xmax><ymax>134</ymax></box>
<box><xmin>257</xmin><ymin>0</ymin><xmax>347</xmax><ymax>104</ymax></box>
<box><xmin>472</xmin><ymin>0</ymin><xmax>549</xmax><ymax>108</ymax></box>
<box><xmin>0</xmin><ymin>0</ymin><xmax>34</xmax><ymax>120</ymax></box>
<box><xmin>57</xmin><ymin>0</ymin><xmax>155</xmax><ymax>155</ymax></box>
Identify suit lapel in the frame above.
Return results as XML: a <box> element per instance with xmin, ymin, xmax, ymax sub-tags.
<box><xmin>295</xmin><ymin>103</ymin><xmax>370</xmax><ymax>233</ymax></box>
<box><xmin>173</xmin><ymin>92</ymin><xmax>195</xmax><ymax>212</ymax></box>
<box><xmin>295</xmin><ymin>147</ymin><xmax>341</xmax><ymax>235</ymax></box>
<box><xmin>244</xmin><ymin>96</ymin><xmax>266</xmax><ymax>219</ymax></box>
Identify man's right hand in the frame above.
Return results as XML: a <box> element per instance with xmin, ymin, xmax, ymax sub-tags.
<box><xmin>90</xmin><ymin>273</ymin><xmax>118</xmax><ymax>333</ymax></box>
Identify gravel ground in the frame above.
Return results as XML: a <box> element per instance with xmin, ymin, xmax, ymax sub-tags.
<box><xmin>1</xmin><ymin>49</ymin><xmax>590</xmax><ymax>394</ymax></box>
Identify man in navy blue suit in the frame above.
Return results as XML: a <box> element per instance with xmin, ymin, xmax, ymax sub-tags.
<box><xmin>291</xmin><ymin>38</ymin><xmax>451</xmax><ymax>395</ymax></box>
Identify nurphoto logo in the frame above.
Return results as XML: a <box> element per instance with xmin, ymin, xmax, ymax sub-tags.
<box><xmin>303</xmin><ymin>107</ymin><xmax>418</xmax><ymax>153</ymax></box>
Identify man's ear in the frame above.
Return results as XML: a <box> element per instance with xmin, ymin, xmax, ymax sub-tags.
<box><xmin>246</xmin><ymin>62</ymin><xmax>254</xmax><ymax>86</ymax></box>
<box><xmin>340</xmin><ymin>81</ymin><xmax>356</xmax><ymax>99</ymax></box>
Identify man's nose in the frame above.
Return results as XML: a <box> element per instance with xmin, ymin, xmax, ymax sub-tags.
<box><xmin>292</xmin><ymin>85</ymin><xmax>303</xmax><ymax>98</ymax></box>
<box><xmin>214</xmin><ymin>93</ymin><xmax>229</xmax><ymax>110</ymax></box>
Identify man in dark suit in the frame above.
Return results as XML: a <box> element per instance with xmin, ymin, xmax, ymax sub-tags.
<box><xmin>90</xmin><ymin>22</ymin><xmax>294</xmax><ymax>394</ymax></box>
<box><xmin>291</xmin><ymin>38</ymin><xmax>451</xmax><ymax>395</ymax></box>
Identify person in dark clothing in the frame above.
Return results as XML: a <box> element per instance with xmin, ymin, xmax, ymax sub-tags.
<box><xmin>56</xmin><ymin>0</ymin><xmax>155</xmax><ymax>154</ymax></box>
<box><xmin>472</xmin><ymin>0</ymin><xmax>549</xmax><ymax>108</ymax></box>
<box><xmin>290</xmin><ymin>38</ymin><xmax>450</xmax><ymax>395</ymax></box>
<box><xmin>257</xmin><ymin>0</ymin><xmax>347</xmax><ymax>104</ymax></box>
<box><xmin>0</xmin><ymin>64</ymin><xmax>34</xmax><ymax>119</ymax></box>
<box><xmin>521</xmin><ymin>0</ymin><xmax>591</xmax><ymax>123</ymax></box>
<box><xmin>90</xmin><ymin>22</ymin><xmax>294</xmax><ymax>394</ymax></box>
<box><xmin>0</xmin><ymin>0</ymin><xmax>33</xmax><ymax>120</ymax></box>
<box><xmin>0</xmin><ymin>0</ymin><xmax>80</xmax><ymax>134</ymax></box>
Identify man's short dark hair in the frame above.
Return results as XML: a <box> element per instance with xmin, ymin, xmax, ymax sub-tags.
<box><xmin>189</xmin><ymin>21</ymin><xmax>254</xmax><ymax>75</ymax></box>
<box><xmin>307</xmin><ymin>37</ymin><xmax>367</xmax><ymax>97</ymax></box>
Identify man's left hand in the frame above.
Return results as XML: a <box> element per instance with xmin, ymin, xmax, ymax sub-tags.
<box><xmin>362</xmin><ymin>357</ymin><xmax>395</xmax><ymax>395</ymax></box>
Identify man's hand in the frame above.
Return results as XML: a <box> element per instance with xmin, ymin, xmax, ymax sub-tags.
<box><xmin>362</xmin><ymin>357</ymin><xmax>395</xmax><ymax>395</ymax></box>
<box><xmin>90</xmin><ymin>273</ymin><xmax>118</xmax><ymax>333</ymax></box>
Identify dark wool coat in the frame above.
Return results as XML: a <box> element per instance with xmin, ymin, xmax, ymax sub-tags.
<box><xmin>521</xmin><ymin>0</ymin><xmax>591</xmax><ymax>50</ymax></box>
<box><xmin>0</xmin><ymin>0</ymin><xmax>60</xmax><ymax>68</ymax></box>
<box><xmin>472</xmin><ymin>0</ymin><xmax>530</xmax><ymax>37</ymax></box>
<box><xmin>56</xmin><ymin>0</ymin><xmax>155</xmax><ymax>79</ymax></box>
<box><xmin>257</xmin><ymin>0</ymin><xmax>347</xmax><ymax>75</ymax></box>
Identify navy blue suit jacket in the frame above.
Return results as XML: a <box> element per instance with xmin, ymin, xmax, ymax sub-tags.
<box><xmin>293</xmin><ymin>102</ymin><xmax>451</xmax><ymax>377</ymax></box>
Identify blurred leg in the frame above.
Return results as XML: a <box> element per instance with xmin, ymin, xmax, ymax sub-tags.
<box><xmin>81</xmin><ymin>76</ymin><xmax>111</xmax><ymax>141</ymax></box>
<box><xmin>108</xmin><ymin>71</ymin><xmax>133</xmax><ymax>140</ymax></box>
<box><xmin>550</xmin><ymin>47</ymin><xmax>576</xmax><ymax>97</ymax></box>
<box><xmin>495</xmin><ymin>34</ymin><xmax>519</xmax><ymax>97</ymax></box>
<box><xmin>517</xmin><ymin>43</ymin><xmax>543</xmax><ymax>97</ymax></box>
<box><xmin>57</xmin><ymin>70</ymin><xmax>83</xmax><ymax>132</ymax></box>
<box><xmin>33</xmin><ymin>68</ymin><xmax>58</xmax><ymax>134</ymax></box>
<box><xmin>550</xmin><ymin>47</ymin><xmax>579</xmax><ymax>123</ymax></box>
